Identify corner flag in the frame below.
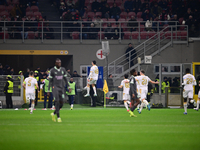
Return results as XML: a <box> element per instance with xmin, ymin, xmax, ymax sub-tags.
<box><xmin>103</xmin><ymin>80</ymin><xmax>109</xmax><ymax>94</ymax></box>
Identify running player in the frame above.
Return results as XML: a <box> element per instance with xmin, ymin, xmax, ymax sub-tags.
<box><xmin>23</xmin><ymin>71</ymin><xmax>39</xmax><ymax>114</ymax></box>
<box><xmin>182</xmin><ymin>68</ymin><xmax>196</xmax><ymax>114</ymax></box>
<box><xmin>129</xmin><ymin>69</ymin><xmax>140</xmax><ymax>117</ymax></box>
<box><xmin>84</xmin><ymin>60</ymin><xmax>99</xmax><ymax>97</ymax></box>
<box><xmin>118</xmin><ymin>74</ymin><xmax>131</xmax><ymax>112</ymax></box>
<box><xmin>48</xmin><ymin>58</ymin><xmax>71</xmax><ymax>122</ymax></box>
<box><xmin>135</xmin><ymin>70</ymin><xmax>159</xmax><ymax>114</ymax></box>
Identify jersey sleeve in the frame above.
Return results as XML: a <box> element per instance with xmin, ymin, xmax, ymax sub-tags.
<box><xmin>48</xmin><ymin>69</ymin><xmax>54</xmax><ymax>91</ymax></box>
<box><xmin>147</xmin><ymin>76</ymin><xmax>151</xmax><ymax>82</ymax></box>
<box><xmin>89</xmin><ymin>67</ymin><xmax>94</xmax><ymax>78</ymax></box>
<box><xmin>120</xmin><ymin>80</ymin><xmax>124</xmax><ymax>86</ymax></box>
<box><xmin>193</xmin><ymin>76</ymin><xmax>197</xmax><ymax>86</ymax></box>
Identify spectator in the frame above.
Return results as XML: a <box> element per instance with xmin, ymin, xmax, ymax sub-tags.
<box><xmin>72</xmin><ymin>71</ymin><xmax>81</xmax><ymax>77</ymax></box>
<box><xmin>59</xmin><ymin>1</ymin><xmax>67</xmax><ymax>19</ymax></box>
<box><xmin>0</xmin><ymin>63</ymin><xmax>4</xmax><ymax>75</ymax></box>
<box><xmin>125</xmin><ymin>43</ymin><xmax>137</xmax><ymax>67</ymax></box>
<box><xmin>80</xmin><ymin>23</ymin><xmax>88</xmax><ymax>39</ymax></box>
<box><xmin>141</xmin><ymin>0</ymin><xmax>149</xmax><ymax>11</ymax></box>
<box><xmin>128</xmin><ymin>16</ymin><xmax>138</xmax><ymax>32</ymax></box>
<box><xmin>68</xmin><ymin>16</ymin><xmax>80</xmax><ymax>38</ymax></box>
<box><xmin>9</xmin><ymin>17</ymin><xmax>21</xmax><ymax>39</ymax></box>
<box><xmin>10</xmin><ymin>68</ymin><xmax>15</xmax><ymax>75</ymax></box>
<box><xmin>24</xmin><ymin>68</ymin><xmax>30</xmax><ymax>79</ymax></box>
<box><xmin>10</xmin><ymin>4</ymin><xmax>21</xmax><ymax>18</ymax></box>
<box><xmin>94</xmin><ymin>15</ymin><xmax>103</xmax><ymax>29</ymax></box>
<box><xmin>99</xmin><ymin>0</ymin><xmax>107</xmax><ymax>13</ymax></box>
<box><xmin>158</xmin><ymin>0</ymin><xmax>168</xmax><ymax>10</ymax></box>
<box><xmin>159</xmin><ymin>10</ymin><xmax>169</xmax><ymax>25</ymax></box>
<box><xmin>88</xmin><ymin>23</ymin><xmax>98</xmax><ymax>39</ymax></box>
<box><xmin>80</xmin><ymin>6</ymin><xmax>88</xmax><ymax>17</ymax></box>
<box><xmin>113</xmin><ymin>23</ymin><xmax>124</xmax><ymax>39</ymax></box>
<box><xmin>103</xmin><ymin>4</ymin><xmax>110</xmax><ymax>19</ymax></box>
<box><xmin>75</xmin><ymin>10</ymin><xmax>80</xmax><ymax>21</ymax></box>
<box><xmin>85</xmin><ymin>17</ymin><xmax>93</xmax><ymax>27</ymax></box>
<box><xmin>184</xmin><ymin>9</ymin><xmax>193</xmax><ymax>21</ymax></box>
<box><xmin>44</xmin><ymin>22</ymin><xmax>55</xmax><ymax>39</ymax></box>
<box><xmin>142</xmin><ymin>3</ymin><xmax>150</xmax><ymax>12</ymax></box>
<box><xmin>67</xmin><ymin>0</ymin><xmax>75</xmax><ymax>12</ymax></box>
<box><xmin>18</xmin><ymin>3</ymin><xmax>26</xmax><ymax>17</ymax></box>
<box><xmin>4</xmin><ymin>75</ymin><xmax>13</xmax><ymax>109</ymax></box>
<box><xmin>92</xmin><ymin>0</ymin><xmax>100</xmax><ymax>13</ymax></box>
<box><xmin>145</xmin><ymin>17</ymin><xmax>154</xmax><ymax>31</ymax></box>
<box><xmin>35</xmin><ymin>16</ymin><xmax>44</xmax><ymax>39</ymax></box>
<box><xmin>186</xmin><ymin>15</ymin><xmax>198</xmax><ymax>37</ymax></box>
<box><xmin>29</xmin><ymin>0</ymin><xmax>39</xmax><ymax>6</ymax></box>
<box><xmin>169</xmin><ymin>15</ymin><xmax>180</xmax><ymax>29</ymax></box>
<box><xmin>110</xmin><ymin>3</ymin><xmax>121</xmax><ymax>21</ymax></box>
<box><xmin>64</xmin><ymin>10</ymin><xmax>73</xmax><ymax>21</ymax></box>
<box><xmin>151</xmin><ymin>3</ymin><xmax>162</xmax><ymax>18</ymax></box>
<box><xmin>104</xmin><ymin>23</ymin><xmax>114</xmax><ymax>40</ymax></box>
<box><xmin>23</xmin><ymin>16</ymin><xmax>33</xmax><ymax>39</ymax></box>
<box><xmin>171</xmin><ymin>77</ymin><xmax>180</xmax><ymax>93</ymax></box>
<box><xmin>150</xmin><ymin>0</ymin><xmax>157</xmax><ymax>8</ymax></box>
<box><xmin>124</xmin><ymin>0</ymin><xmax>133</xmax><ymax>13</ymax></box>
<box><xmin>4</xmin><ymin>65</ymin><xmax>11</xmax><ymax>75</ymax></box>
<box><xmin>133</xmin><ymin>0</ymin><xmax>141</xmax><ymax>13</ymax></box>
<box><xmin>107</xmin><ymin>74</ymin><xmax>114</xmax><ymax>90</ymax></box>
<box><xmin>66</xmin><ymin>69</ymin><xmax>72</xmax><ymax>77</ymax></box>
<box><xmin>162</xmin><ymin>77</ymin><xmax>170</xmax><ymax>93</ymax></box>
<box><xmin>142</xmin><ymin>9</ymin><xmax>153</xmax><ymax>21</ymax></box>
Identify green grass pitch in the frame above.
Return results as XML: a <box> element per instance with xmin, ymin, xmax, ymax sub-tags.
<box><xmin>0</xmin><ymin>105</ymin><xmax>200</xmax><ymax>150</ymax></box>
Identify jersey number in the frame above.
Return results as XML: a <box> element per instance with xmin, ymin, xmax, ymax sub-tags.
<box><xmin>125</xmin><ymin>83</ymin><xmax>130</xmax><ymax>88</ymax></box>
<box><xmin>142</xmin><ymin>78</ymin><xmax>147</xmax><ymax>85</ymax></box>
<box><xmin>28</xmin><ymin>80</ymin><xmax>32</xmax><ymax>86</ymax></box>
<box><xmin>186</xmin><ymin>78</ymin><xmax>193</xmax><ymax>84</ymax></box>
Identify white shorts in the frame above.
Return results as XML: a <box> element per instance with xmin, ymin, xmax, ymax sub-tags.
<box><xmin>123</xmin><ymin>93</ymin><xmax>130</xmax><ymax>101</ymax></box>
<box><xmin>88</xmin><ymin>78</ymin><xmax>97</xmax><ymax>85</ymax></box>
<box><xmin>183</xmin><ymin>90</ymin><xmax>193</xmax><ymax>99</ymax></box>
<box><xmin>137</xmin><ymin>88</ymin><xmax>141</xmax><ymax>98</ymax></box>
<box><xmin>140</xmin><ymin>89</ymin><xmax>148</xmax><ymax>100</ymax></box>
<box><xmin>26</xmin><ymin>93</ymin><xmax>35</xmax><ymax>101</ymax></box>
<box><xmin>198</xmin><ymin>90</ymin><xmax>200</xmax><ymax>98</ymax></box>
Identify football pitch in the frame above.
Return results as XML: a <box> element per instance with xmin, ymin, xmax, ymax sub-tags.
<box><xmin>0</xmin><ymin>106</ymin><xmax>200</xmax><ymax>150</ymax></box>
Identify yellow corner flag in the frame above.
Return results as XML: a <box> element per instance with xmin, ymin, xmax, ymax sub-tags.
<box><xmin>103</xmin><ymin>80</ymin><xmax>109</xmax><ymax>109</ymax></box>
<box><xmin>103</xmin><ymin>80</ymin><xmax>109</xmax><ymax>94</ymax></box>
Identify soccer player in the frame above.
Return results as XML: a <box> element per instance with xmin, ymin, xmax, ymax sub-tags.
<box><xmin>23</xmin><ymin>71</ymin><xmax>39</xmax><ymax>114</ymax></box>
<box><xmin>135</xmin><ymin>70</ymin><xmax>159</xmax><ymax>114</ymax></box>
<box><xmin>182</xmin><ymin>68</ymin><xmax>196</xmax><ymax>114</ymax></box>
<box><xmin>129</xmin><ymin>69</ymin><xmax>140</xmax><ymax>117</ymax></box>
<box><xmin>118</xmin><ymin>74</ymin><xmax>131</xmax><ymax>112</ymax></box>
<box><xmin>84</xmin><ymin>60</ymin><xmax>99</xmax><ymax>97</ymax></box>
<box><xmin>48</xmin><ymin>58</ymin><xmax>71</xmax><ymax>122</ymax></box>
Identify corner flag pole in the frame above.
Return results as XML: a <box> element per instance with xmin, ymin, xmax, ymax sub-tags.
<box><xmin>103</xmin><ymin>80</ymin><xmax>109</xmax><ymax>108</ymax></box>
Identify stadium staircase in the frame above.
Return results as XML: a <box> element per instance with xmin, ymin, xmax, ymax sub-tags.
<box><xmin>104</xmin><ymin>25</ymin><xmax>188</xmax><ymax>82</ymax></box>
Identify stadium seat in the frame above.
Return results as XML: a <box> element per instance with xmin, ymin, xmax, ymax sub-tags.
<box><xmin>26</xmin><ymin>7</ymin><xmax>31</xmax><ymax>12</ymax></box>
<box><xmin>164</xmin><ymin>31</ymin><xmax>171</xmax><ymax>39</ymax></box>
<box><xmin>179</xmin><ymin>26</ymin><xmax>185</xmax><ymax>31</ymax></box>
<box><xmin>98</xmin><ymin>31</ymin><xmax>105</xmax><ymax>39</ymax></box>
<box><xmin>0</xmin><ymin>11</ymin><xmax>9</xmax><ymax>17</ymax></box>
<box><xmin>148</xmin><ymin>31</ymin><xmax>156</xmax><ymax>38</ymax></box>
<box><xmin>112</xmin><ymin>24</ymin><xmax>117</xmax><ymax>28</ymax></box>
<box><xmin>137</xmin><ymin>12</ymin><xmax>142</xmax><ymax>18</ymax></box>
<box><xmin>71</xmin><ymin>12</ymin><xmax>76</xmax><ymax>16</ymax></box>
<box><xmin>121</xmin><ymin>24</ymin><xmax>128</xmax><ymax>31</ymax></box>
<box><xmin>6</xmin><ymin>5</ymin><xmax>13</xmax><ymax>12</ymax></box>
<box><xmin>26</xmin><ymin>11</ymin><xmax>34</xmax><ymax>17</ymax></box>
<box><xmin>115</xmin><ymin>0</ymin><xmax>122</xmax><ymax>6</ymax></box>
<box><xmin>0</xmin><ymin>5</ymin><xmax>6</xmax><ymax>12</ymax></box>
<box><xmin>72</xmin><ymin>31</ymin><xmax>80</xmax><ymax>39</ymax></box>
<box><xmin>163</xmin><ymin>24</ymin><xmax>169</xmax><ymax>32</ymax></box>
<box><xmin>31</xmin><ymin>6</ymin><xmax>39</xmax><ymax>12</ymax></box>
<box><xmin>27</xmin><ymin>31</ymin><xmax>35</xmax><ymax>39</ymax></box>
<box><xmin>180</xmin><ymin>31</ymin><xmax>187</xmax><ymax>40</ymax></box>
<box><xmin>95</xmin><ymin>12</ymin><xmax>102</xmax><ymax>17</ymax></box>
<box><xmin>108</xmin><ymin>18</ymin><xmax>116</xmax><ymax>25</ymax></box>
<box><xmin>87</xmin><ymin>12</ymin><xmax>95</xmax><ymax>19</ymax></box>
<box><xmin>139</xmin><ymin>24</ymin><xmax>145</xmax><ymax>31</ymax></box>
<box><xmin>131</xmin><ymin>32</ymin><xmax>139</xmax><ymax>39</ymax></box>
<box><xmin>33</xmin><ymin>12</ymin><xmax>42</xmax><ymax>17</ymax></box>
<box><xmin>118</xmin><ymin>5</ymin><xmax>124</xmax><ymax>12</ymax></box>
<box><xmin>118</xmin><ymin>18</ymin><xmax>126</xmax><ymax>26</ymax></box>
<box><xmin>12</xmin><ymin>0</ymin><xmax>19</xmax><ymax>5</ymax></box>
<box><xmin>128</xmin><ymin>12</ymin><xmax>136</xmax><ymax>18</ymax></box>
<box><xmin>123</xmin><ymin>31</ymin><xmax>131</xmax><ymax>39</ymax></box>
<box><xmin>179</xmin><ymin>17</ymin><xmax>184</xmax><ymax>25</ymax></box>
<box><xmin>140</xmin><ymin>31</ymin><xmax>147</xmax><ymax>39</ymax></box>
<box><xmin>6</xmin><ymin>0</ymin><xmax>12</xmax><ymax>5</ymax></box>
<box><xmin>0</xmin><ymin>31</ymin><xmax>9</xmax><ymax>39</ymax></box>
<box><xmin>120</xmin><ymin>12</ymin><xmax>127</xmax><ymax>19</ymax></box>
<box><xmin>136</xmin><ymin>18</ymin><xmax>143</xmax><ymax>22</ymax></box>
<box><xmin>107</xmin><ymin>0</ymin><xmax>114</xmax><ymax>6</ymax></box>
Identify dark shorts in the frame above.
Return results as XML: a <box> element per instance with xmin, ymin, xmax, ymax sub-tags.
<box><xmin>52</xmin><ymin>88</ymin><xmax>65</xmax><ymax>102</ymax></box>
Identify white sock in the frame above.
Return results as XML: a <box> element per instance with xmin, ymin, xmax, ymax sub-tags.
<box><xmin>137</xmin><ymin>103</ymin><xmax>140</xmax><ymax>109</ymax></box>
<box><xmin>71</xmin><ymin>104</ymin><xmax>73</xmax><ymax>108</ymax></box>
<box><xmin>93</xmin><ymin>86</ymin><xmax>97</xmax><ymax>95</ymax></box>
<box><xmin>197</xmin><ymin>100</ymin><xmax>199</xmax><ymax>109</ymax></box>
<box><xmin>127</xmin><ymin>101</ymin><xmax>130</xmax><ymax>105</ymax></box>
<box><xmin>86</xmin><ymin>86</ymin><xmax>90</xmax><ymax>95</ymax></box>
<box><xmin>184</xmin><ymin>103</ymin><xmax>187</xmax><ymax>113</ymax></box>
<box><xmin>124</xmin><ymin>101</ymin><xmax>129</xmax><ymax>110</ymax></box>
<box><xmin>143</xmin><ymin>99</ymin><xmax>149</xmax><ymax>106</ymax></box>
<box><xmin>139</xmin><ymin>103</ymin><xmax>144</xmax><ymax>112</ymax></box>
<box><xmin>31</xmin><ymin>103</ymin><xmax>35</xmax><ymax>112</ymax></box>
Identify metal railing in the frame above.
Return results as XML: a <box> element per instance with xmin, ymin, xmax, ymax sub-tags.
<box><xmin>103</xmin><ymin>25</ymin><xmax>188</xmax><ymax>80</ymax></box>
<box><xmin>0</xmin><ymin>20</ymin><xmax>183</xmax><ymax>43</ymax></box>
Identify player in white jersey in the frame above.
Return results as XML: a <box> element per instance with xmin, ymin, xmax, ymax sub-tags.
<box><xmin>23</xmin><ymin>71</ymin><xmax>39</xmax><ymax>114</ymax></box>
<box><xmin>118</xmin><ymin>74</ymin><xmax>131</xmax><ymax>112</ymax></box>
<box><xmin>84</xmin><ymin>60</ymin><xmax>99</xmax><ymax>97</ymax></box>
<box><xmin>135</xmin><ymin>70</ymin><xmax>159</xmax><ymax>113</ymax></box>
<box><xmin>182</xmin><ymin>68</ymin><xmax>196</xmax><ymax>114</ymax></box>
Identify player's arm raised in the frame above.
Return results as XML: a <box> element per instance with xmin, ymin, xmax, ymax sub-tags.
<box><xmin>150</xmin><ymin>80</ymin><xmax>159</xmax><ymax>84</ymax></box>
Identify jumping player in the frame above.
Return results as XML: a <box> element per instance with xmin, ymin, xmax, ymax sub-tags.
<box><xmin>118</xmin><ymin>74</ymin><xmax>131</xmax><ymax>112</ymax></box>
<box><xmin>84</xmin><ymin>60</ymin><xmax>99</xmax><ymax>97</ymax></box>
<box><xmin>182</xmin><ymin>68</ymin><xmax>196</xmax><ymax>114</ymax></box>
<box><xmin>23</xmin><ymin>71</ymin><xmax>39</xmax><ymax>114</ymax></box>
<box><xmin>135</xmin><ymin>70</ymin><xmax>159</xmax><ymax>114</ymax></box>
<box><xmin>48</xmin><ymin>58</ymin><xmax>71</xmax><ymax>122</ymax></box>
<box><xmin>129</xmin><ymin>69</ymin><xmax>140</xmax><ymax>117</ymax></box>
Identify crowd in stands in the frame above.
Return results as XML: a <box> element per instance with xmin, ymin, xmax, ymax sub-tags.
<box><xmin>1</xmin><ymin>0</ymin><xmax>200</xmax><ymax>39</ymax></box>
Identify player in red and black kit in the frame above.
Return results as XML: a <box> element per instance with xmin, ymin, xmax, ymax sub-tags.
<box><xmin>48</xmin><ymin>58</ymin><xmax>71</xmax><ymax>122</ymax></box>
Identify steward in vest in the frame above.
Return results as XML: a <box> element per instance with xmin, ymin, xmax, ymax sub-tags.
<box><xmin>66</xmin><ymin>78</ymin><xmax>77</xmax><ymax>110</ymax></box>
<box><xmin>147</xmin><ymin>82</ymin><xmax>154</xmax><ymax>103</ymax></box>
<box><xmin>154</xmin><ymin>74</ymin><xmax>159</xmax><ymax>93</ymax></box>
<box><xmin>162</xmin><ymin>77</ymin><xmax>170</xmax><ymax>93</ymax></box>
<box><xmin>42</xmin><ymin>76</ymin><xmax>53</xmax><ymax>110</ymax></box>
<box><xmin>4</xmin><ymin>75</ymin><xmax>13</xmax><ymax>108</ymax></box>
<box><xmin>34</xmin><ymin>70</ymin><xmax>40</xmax><ymax>106</ymax></box>
<box><xmin>18</xmin><ymin>71</ymin><xmax>24</xmax><ymax>90</ymax></box>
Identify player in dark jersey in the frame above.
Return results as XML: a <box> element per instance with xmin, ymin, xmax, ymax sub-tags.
<box><xmin>129</xmin><ymin>69</ymin><xmax>140</xmax><ymax>117</ymax></box>
<box><xmin>48</xmin><ymin>58</ymin><xmax>71</xmax><ymax>122</ymax></box>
